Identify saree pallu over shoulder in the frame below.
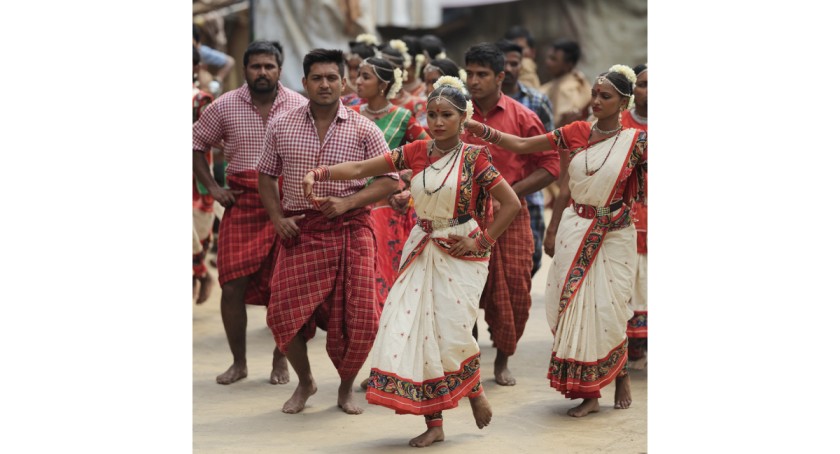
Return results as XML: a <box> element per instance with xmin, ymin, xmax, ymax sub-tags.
<box><xmin>365</xmin><ymin>142</ymin><xmax>498</xmax><ymax>416</ymax></box>
<box><xmin>544</xmin><ymin>128</ymin><xmax>643</xmax><ymax>398</ymax></box>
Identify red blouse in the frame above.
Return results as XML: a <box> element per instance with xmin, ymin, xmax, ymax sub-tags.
<box><xmin>384</xmin><ymin>140</ymin><xmax>503</xmax><ymax>221</ymax></box>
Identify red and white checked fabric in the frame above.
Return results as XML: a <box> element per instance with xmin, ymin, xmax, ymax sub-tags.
<box><xmin>215</xmin><ymin>171</ymin><xmax>281</xmax><ymax>306</ymax></box>
<box><xmin>266</xmin><ymin>208</ymin><xmax>380</xmax><ymax>380</ymax></box>
<box><xmin>193</xmin><ymin>83</ymin><xmax>308</xmax><ymax>175</ymax></box>
<box><xmin>258</xmin><ymin>103</ymin><xmax>396</xmax><ymax>211</ymax></box>
<box><xmin>480</xmin><ymin>202</ymin><xmax>534</xmax><ymax>355</ymax></box>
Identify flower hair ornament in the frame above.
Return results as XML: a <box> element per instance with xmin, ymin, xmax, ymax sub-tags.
<box><xmin>361</xmin><ymin>58</ymin><xmax>403</xmax><ymax>99</ymax></box>
<box><xmin>414</xmin><ymin>54</ymin><xmax>426</xmax><ymax>80</ymax></box>
<box><xmin>595</xmin><ymin>64</ymin><xmax>636</xmax><ymax>97</ymax></box>
<box><xmin>458</xmin><ymin>68</ymin><xmax>467</xmax><ymax>83</ymax></box>
<box><xmin>355</xmin><ymin>33</ymin><xmax>380</xmax><ymax>47</ymax></box>
<box><xmin>430</xmin><ymin>76</ymin><xmax>473</xmax><ymax>125</ymax></box>
<box><xmin>389</xmin><ymin>39</ymin><xmax>412</xmax><ymax>73</ymax></box>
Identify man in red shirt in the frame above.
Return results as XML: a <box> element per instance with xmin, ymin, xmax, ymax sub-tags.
<box><xmin>193</xmin><ymin>41</ymin><xmax>308</xmax><ymax>386</ymax></box>
<box><xmin>257</xmin><ymin>48</ymin><xmax>398</xmax><ymax>415</ymax></box>
<box><xmin>462</xmin><ymin>43</ymin><xmax>561</xmax><ymax>386</ymax></box>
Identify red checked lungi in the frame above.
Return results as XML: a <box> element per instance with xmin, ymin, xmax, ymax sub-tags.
<box><xmin>266</xmin><ymin>208</ymin><xmax>380</xmax><ymax>380</ymax></box>
<box><xmin>216</xmin><ymin>170</ymin><xmax>282</xmax><ymax>306</ymax></box>
<box><xmin>479</xmin><ymin>202</ymin><xmax>534</xmax><ymax>356</ymax></box>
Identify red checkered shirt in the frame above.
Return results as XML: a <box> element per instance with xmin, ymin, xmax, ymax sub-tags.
<box><xmin>192</xmin><ymin>83</ymin><xmax>308</xmax><ymax>176</ymax></box>
<box><xmin>258</xmin><ymin>103</ymin><xmax>396</xmax><ymax>211</ymax></box>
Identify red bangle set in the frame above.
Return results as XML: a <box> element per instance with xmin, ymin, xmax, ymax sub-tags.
<box><xmin>476</xmin><ymin>229</ymin><xmax>496</xmax><ymax>250</ymax></box>
<box><xmin>311</xmin><ymin>165</ymin><xmax>331</xmax><ymax>181</ymax></box>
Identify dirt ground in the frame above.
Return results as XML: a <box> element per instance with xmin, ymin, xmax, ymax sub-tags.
<box><xmin>193</xmin><ymin>236</ymin><xmax>647</xmax><ymax>453</ymax></box>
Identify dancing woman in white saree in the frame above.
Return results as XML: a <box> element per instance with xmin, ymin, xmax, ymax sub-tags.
<box><xmin>466</xmin><ymin>65</ymin><xmax>647</xmax><ymax>417</ymax></box>
<box><xmin>302</xmin><ymin>77</ymin><xmax>521</xmax><ymax>447</ymax></box>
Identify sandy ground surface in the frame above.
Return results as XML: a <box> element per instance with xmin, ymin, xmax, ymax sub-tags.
<box><xmin>193</xmin><ymin>238</ymin><xmax>647</xmax><ymax>453</ymax></box>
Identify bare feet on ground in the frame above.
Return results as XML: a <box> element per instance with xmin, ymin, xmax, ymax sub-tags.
<box><xmin>567</xmin><ymin>398</ymin><xmax>600</xmax><ymax>417</ymax></box>
<box><xmin>196</xmin><ymin>274</ymin><xmax>214</xmax><ymax>304</ymax></box>
<box><xmin>337</xmin><ymin>383</ymin><xmax>364</xmax><ymax>415</ymax></box>
<box><xmin>216</xmin><ymin>363</ymin><xmax>247</xmax><ymax>384</ymax></box>
<box><xmin>409</xmin><ymin>427</ymin><xmax>444</xmax><ymax>447</ymax></box>
<box><xmin>614</xmin><ymin>374</ymin><xmax>632</xmax><ymax>409</ymax></box>
<box><xmin>282</xmin><ymin>382</ymin><xmax>318</xmax><ymax>414</ymax></box>
<box><xmin>469</xmin><ymin>394</ymin><xmax>492</xmax><ymax>429</ymax></box>
<box><xmin>494</xmin><ymin>354</ymin><xmax>516</xmax><ymax>386</ymax></box>
<box><xmin>270</xmin><ymin>352</ymin><xmax>290</xmax><ymax>385</ymax></box>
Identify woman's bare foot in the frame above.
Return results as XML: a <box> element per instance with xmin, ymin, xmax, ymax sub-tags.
<box><xmin>567</xmin><ymin>398</ymin><xmax>600</xmax><ymax>417</ymax></box>
<box><xmin>469</xmin><ymin>394</ymin><xmax>492</xmax><ymax>429</ymax></box>
<box><xmin>494</xmin><ymin>352</ymin><xmax>516</xmax><ymax>386</ymax></box>
<box><xmin>196</xmin><ymin>274</ymin><xmax>213</xmax><ymax>304</ymax></box>
<box><xmin>216</xmin><ymin>363</ymin><xmax>247</xmax><ymax>385</ymax></box>
<box><xmin>337</xmin><ymin>380</ymin><xmax>363</xmax><ymax>414</ymax></box>
<box><xmin>614</xmin><ymin>374</ymin><xmax>632</xmax><ymax>409</ymax></box>
<box><xmin>269</xmin><ymin>351</ymin><xmax>290</xmax><ymax>385</ymax></box>
<box><xmin>282</xmin><ymin>382</ymin><xmax>317</xmax><ymax>414</ymax></box>
<box><xmin>409</xmin><ymin>427</ymin><xmax>444</xmax><ymax>447</ymax></box>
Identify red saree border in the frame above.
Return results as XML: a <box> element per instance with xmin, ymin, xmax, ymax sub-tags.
<box><xmin>547</xmin><ymin>340</ymin><xmax>627</xmax><ymax>396</ymax></box>
<box><xmin>366</xmin><ymin>353</ymin><xmax>481</xmax><ymax>415</ymax></box>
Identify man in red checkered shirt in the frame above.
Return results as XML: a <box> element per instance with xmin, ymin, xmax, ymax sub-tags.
<box><xmin>257</xmin><ymin>48</ymin><xmax>398</xmax><ymax>415</ymax></box>
<box><xmin>193</xmin><ymin>41</ymin><xmax>308</xmax><ymax>386</ymax></box>
<box><xmin>462</xmin><ymin>43</ymin><xmax>561</xmax><ymax>387</ymax></box>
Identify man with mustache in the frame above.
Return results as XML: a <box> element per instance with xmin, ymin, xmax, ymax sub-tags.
<box><xmin>257</xmin><ymin>48</ymin><xmax>397</xmax><ymax>415</ymax></box>
<box><xmin>193</xmin><ymin>40</ymin><xmax>308</xmax><ymax>386</ymax></box>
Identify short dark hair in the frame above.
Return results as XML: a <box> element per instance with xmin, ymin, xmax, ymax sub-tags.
<box><xmin>303</xmin><ymin>48</ymin><xmax>345</xmax><ymax>78</ymax></box>
<box><xmin>464</xmin><ymin>42</ymin><xmax>504</xmax><ymax>74</ymax></box>
<box><xmin>504</xmin><ymin>25</ymin><xmax>535</xmax><ymax>49</ymax></box>
<box><xmin>552</xmin><ymin>39</ymin><xmax>581</xmax><ymax>65</ymax></box>
<box><xmin>495</xmin><ymin>39</ymin><xmax>523</xmax><ymax>56</ymax></box>
<box><xmin>244</xmin><ymin>40</ymin><xmax>283</xmax><ymax>68</ymax></box>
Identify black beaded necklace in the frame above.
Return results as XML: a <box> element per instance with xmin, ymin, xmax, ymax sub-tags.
<box><xmin>423</xmin><ymin>142</ymin><xmax>461</xmax><ymax>195</ymax></box>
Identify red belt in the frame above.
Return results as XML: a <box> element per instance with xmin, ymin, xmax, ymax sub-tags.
<box><xmin>572</xmin><ymin>200</ymin><xmax>624</xmax><ymax>219</ymax></box>
<box><xmin>416</xmin><ymin>214</ymin><xmax>472</xmax><ymax>233</ymax></box>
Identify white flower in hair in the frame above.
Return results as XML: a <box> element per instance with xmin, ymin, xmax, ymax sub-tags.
<box><xmin>388</xmin><ymin>68</ymin><xmax>404</xmax><ymax>99</ymax></box>
<box><xmin>458</xmin><ymin>68</ymin><xmax>467</xmax><ymax>83</ymax></box>
<box><xmin>389</xmin><ymin>39</ymin><xmax>412</xmax><ymax>68</ymax></box>
<box><xmin>355</xmin><ymin>33</ymin><xmax>380</xmax><ymax>47</ymax></box>
<box><xmin>390</xmin><ymin>39</ymin><xmax>408</xmax><ymax>55</ymax></box>
<box><xmin>608</xmin><ymin>64</ymin><xmax>637</xmax><ymax>84</ymax></box>
<box><xmin>436</xmin><ymin>51</ymin><xmax>447</xmax><ymax>60</ymax></box>
<box><xmin>433</xmin><ymin>75</ymin><xmax>468</xmax><ymax>96</ymax></box>
<box><xmin>414</xmin><ymin>54</ymin><xmax>426</xmax><ymax>80</ymax></box>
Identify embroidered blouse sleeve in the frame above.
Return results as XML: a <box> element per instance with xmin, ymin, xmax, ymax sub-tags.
<box><xmin>474</xmin><ymin>146</ymin><xmax>503</xmax><ymax>190</ymax></box>
<box><xmin>385</xmin><ymin>145</ymin><xmax>407</xmax><ymax>172</ymax></box>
